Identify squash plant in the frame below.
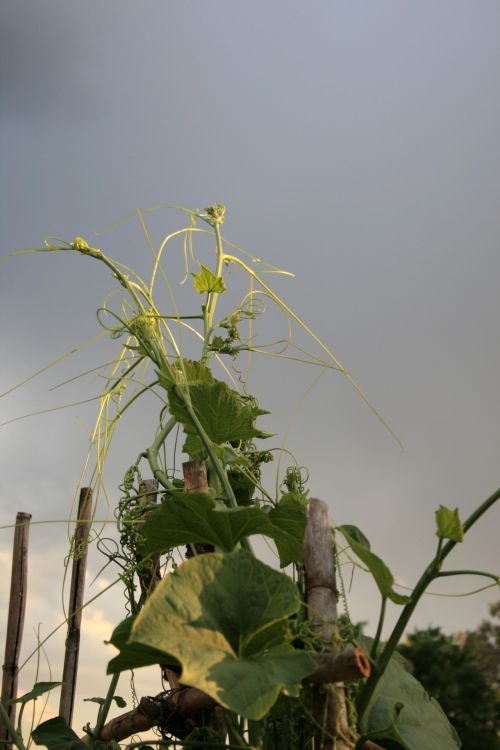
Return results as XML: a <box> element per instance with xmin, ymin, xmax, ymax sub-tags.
<box><xmin>1</xmin><ymin>204</ymin><xmax>498</xmax><ymax>750</ymax></box>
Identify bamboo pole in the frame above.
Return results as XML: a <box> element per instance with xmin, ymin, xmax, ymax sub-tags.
<box><xmin>59</xmin><ymin>488</ymin><xmax>92</xmax><ymax>727</ymax></box>
<box><xmin>303</xmin><ymin>498</ymin><xmax>351</xmax><ymax>750</ymax></box>
<box><xmin>0</xmin><ymin>512</ymin><xmax>32</xmax><ymax>748</ymax></box>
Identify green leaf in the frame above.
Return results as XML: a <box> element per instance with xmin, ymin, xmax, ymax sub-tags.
<box><xmin>338</xmin><ymin>525</ymin><xmax>410</xmax><ymax>605</ymax></box>
<box><xmin>157</xmin><ymin>358</ymin><xmax>215</xmax><ymax>390</ymax></box>
<box><xmin>84</xmin><ymin>695</ymin><xmax>126</xmax><ymax>709</ymax></box>
<box><xmin>192</xmin><ymin>264</ymin><xmax>226</xmax><ymax>294</ymax></box>
<box><xmin>268</xmin><ymin>496</ymin><xmax>308</xmax><ymax>567</ymax></box>
<box><xmin>167</xmin><ymin>379</ymin><xmax>271</xmax><ymax>457</ymax></box>
<box><xmin>143</xmin><ymin>492</ymin><xmax>268</xmax><ymax>552</ymax></box>
<box><xmin>358</xmin><ymin>636</ymin><xmax>461</xmax><ymax>750</ymax></box>
<box><xmin>142</xmin><ymin>493</ymin><xmax>307</xmax><ymax>567</ymax></box>
<box><xmin>10</xmin><ymin>682</ymin><xmax>61</xmax><ymax>704</ymax></box>
<box><xmin>435</xmin><ymin>505</ymin><xmax>464</xmax><ymax>543</ymax></box>
<box><xmin>32</xmin><ymin>716</ymin><xmax>87</xmax><ymax>749</ymax></box>
<box><xmin>106</xmin><ymin>616</ymin><xmax>180</xmax><ymax>674</ymax></box>
<box><xmin>129</xmin><ymin>550</ymin><xmax>315</xmax><ymax>719</ymax></box>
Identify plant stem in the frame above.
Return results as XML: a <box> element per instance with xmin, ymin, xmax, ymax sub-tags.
<box><xmin>356</xmin><ymin>486</ymin><xmax>500</xmax><ymax>720</ymax></box>
<box><xmin>370</xmin><ymin>598</ymin><xmax>386</xmax><ymax>659</ymax></box>
<box><xmin>146</xmin><ymin>417</ymin><xmax>177</xmax><ymax>491</ymax></box>
<box><xmin>0</xmin><ymin>701</ymin><xmax>26</xmax><ymax>750</ymax></box>
<box><xmin>202</xmin><ymin>221</ymin><xmax>225</xmax><ymax>362</ymax></box>
<box><xmin>92</xmin><ymin>673</ymin><xmax>120</xmax><ymax>740</ymax></box>
<box><xmin>206</xmin><ymin>222</ymin><xmax>225</xmax><ymax>330</ymax></box>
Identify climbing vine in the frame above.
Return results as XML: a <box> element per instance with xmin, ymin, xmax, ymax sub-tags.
<box><xmin>1</xmin><ymin>204</ymin><xmax>498</xmax><ymax>750</ymax></box>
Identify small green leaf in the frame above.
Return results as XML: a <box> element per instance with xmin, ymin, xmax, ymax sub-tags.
<box><xmin>338</xmin><ymin>525</ymin><xmax>410</xmax><ymax>605</ymax></box>
<box><xmin>192</xmin><ymin>264</ymin><xmax>226</xmax><ymax>294</ymax></box>
<box><xmin>129</xmin><ymin>550</ymin><xmax>315</xmax><ymax>719</ymax></box>
<box><xmin>83</xmin><ymin>695</ymin><xmax>126</xmax><ymax>708</ymax></box>
<box><xmin>32</xmin><ymin>716</ymin><xmax>87</xmax><ymax>749</ymax></box>
<box><xmin>10</xmin><ymin>682</ymin><xmax>61</xmax><ymax>704</ymax></box>
<box><xmin>435</xmin><ymin>506</ymin><xmax>464</xmax><ymax>543</ymax></box>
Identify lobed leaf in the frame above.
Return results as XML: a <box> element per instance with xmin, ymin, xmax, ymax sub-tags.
<box><xmin>435</xmin><ymin>505</ymin><xmax>464</xmax><ymax>543</ymax></box>
<box><xmin>166</xmin><ymin>379</ymin><xmax>271</xmax><ymax>456</ymax></box>
<box><xmin>192</xmin><ymin>264</ymin><xmax>226</xmax><ymax>294</ymax></box>
<box><xmin>125</xmin><ymin>550</ymin><xmax>315</xmax><ymax>719</ymax></box>
<box><xmin>142</xmin><ymin>492</ymin><xmax>307</xmax><ymax>567</ymax></box>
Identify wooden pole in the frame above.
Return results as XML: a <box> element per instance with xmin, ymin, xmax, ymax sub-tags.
<box><xmin>166</xmin><ymin>460</ymin><xmax>224</xmax><ymax>739</ymax></box>
<box><xmin>136</xmin><ymin>479</ymin><xmax>161</xmax><ymax>606</ymax></box>
<box><xmin>94</xmin><ymin>648</ymin><xmax>373</xmax><ymax>746</ymax></box>
<box><xmin>164</xmin><ymin>459</ymin><xmax>212</xmax><ymax>695</ymax></box>
<box><xmin>59</xmin><ymin>488</ymin><xmax>92</xmax><ymax>727</ymax></box>
<box><xmin>183</xmin><ymin>460</ymin><xmax>214</xmax><ymax>557</ymax></box>
<box><xmin>303</xmin><ymin>498</ymin><xmax>351</xmax><ymax>750</ymax></box>
<box><xmin>0</xmin><ymin>512</ymin><xmax>32</xmax><ymax>748</ymax></box>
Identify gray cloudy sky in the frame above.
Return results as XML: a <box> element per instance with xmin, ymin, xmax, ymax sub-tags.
<box><xmin>1</xmin><ymin>0</ymin><xmax>500</xmax><ymax>734</ymax></box>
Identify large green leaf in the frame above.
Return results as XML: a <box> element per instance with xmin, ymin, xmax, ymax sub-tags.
<box><xmin>338</xmin><ymin>525</ymin><xmax>410</xmax><ymax>605</ymax></box>
<box><xmin>128</xmin><ymin>550</ymin><xmax>315</xmax><ymax>719</ymax></box>
<box><xmin>142</xmin><ymin>493</ymin><xmax>307</xmax><ymax>567</ymax></box>
<box><xmin>167</xmin><ymin>379</ymin><xmax>271</xmax><ymax>456</ymax></box>
<box><xmin>32</xmin><ymin>717</ymin><xmax>87</xmax><ymax>749</ymax></box>
<box><xmin>358</xmin><ymin>636</ymin><xmax>461</xmax><ymax>750</ymax></box>
<box><xmin>435</xmin><ymin>505</ymin><xmax>464</xmax><ymax>543</ymax></box>
<box><xmin>107</xmin><ymin>616</ymin><xmax>180</xmax><ymax>674</ymax></box>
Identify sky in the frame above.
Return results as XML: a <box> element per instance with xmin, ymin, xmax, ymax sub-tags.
<box><xmin>1</xmin><ymin>0</ymin><xmax>500</xmax><ymax>739</ymax></box>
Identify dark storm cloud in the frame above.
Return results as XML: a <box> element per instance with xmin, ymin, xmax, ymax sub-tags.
<box><xmin>0</xmin><ymin>1</ymin><xmax>112</xmax><ymax>119</ymax></box>
<box><xmin>0</xmin><ymin>0</ymin><xmax>499</xmax><ymax>652</ymax></box>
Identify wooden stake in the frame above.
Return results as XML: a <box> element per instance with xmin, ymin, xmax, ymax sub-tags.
<box><xmin>59</xmin><ymin>488</ymin><xmax>92</xmax><ymax>727</ymax></box>
<box><xmin>183</xmin><ymin>460</ymin><xmax>214</xmax><ymax>557</ymax></box>
<box><xmin>303</xmin><ymin>498</ymin><xmax>351</xmax><ymax>750</ymax></box>
<box><xmin>167</xmin><ymin>460</ymin><xmax>224</xmax><ymax>740</ymax></box>
<box><xmin>0</xmin><ymin>511</ymin><xmax>32</xmax><ymax>748</ymax></box>
<box><xmin>136</xmin><ymin>479</ymin><xmax>161</xmax><ymax>606</ymax></box>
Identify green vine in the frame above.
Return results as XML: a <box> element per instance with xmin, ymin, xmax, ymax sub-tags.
<box><xmin>2</xmin><ymin>204</ymin><xmax>498</xmax><ymax>750</ymax></box>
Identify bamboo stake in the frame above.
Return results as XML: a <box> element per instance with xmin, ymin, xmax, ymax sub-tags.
<box><xmin>0</xmin><ymin>512</ymin><xmax>32</xmax><ymax>748</ymax></box>
<box><xmin>59</xmin><ymin>488</ymin><xmax>92</xmax><ymax>727</ymax></box>
<box><xmin>303</xmin><ymin>498</ymin><xmax>351</xmax><ymax>750</ymax></box>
